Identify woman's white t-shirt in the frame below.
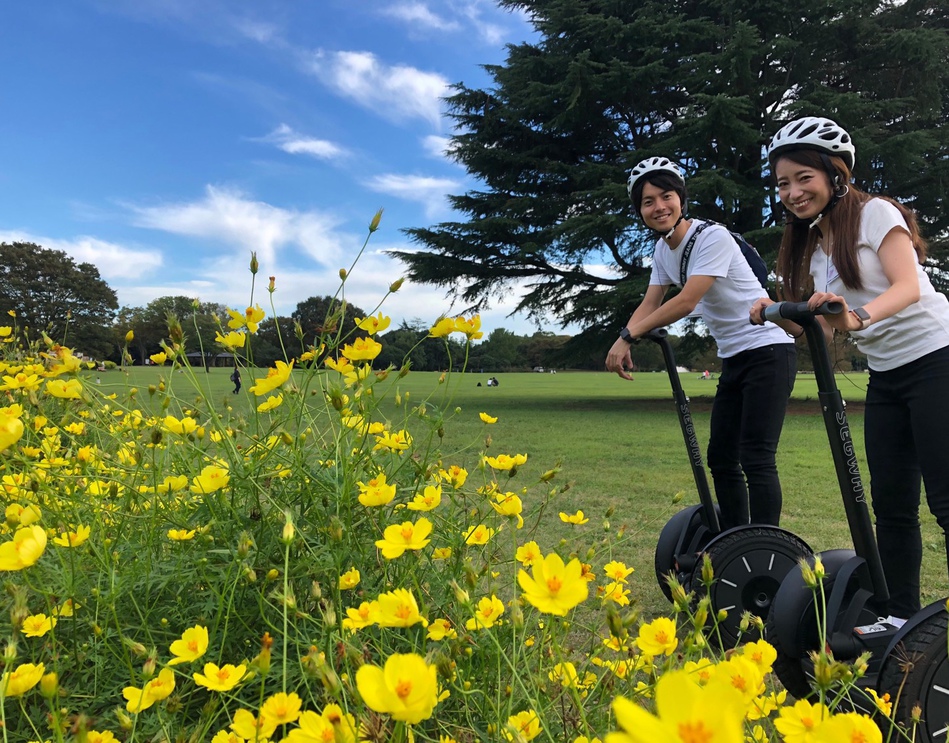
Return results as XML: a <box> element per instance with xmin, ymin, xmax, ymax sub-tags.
<box><xmin>809</xmin><ymin>198</ymin><xmax>949</xmax><ymax>372</ymax></box>
<box><xmin>649</xmin><ymin>220</ymin><xmax>792</xmax><ymax>358</ymax></box>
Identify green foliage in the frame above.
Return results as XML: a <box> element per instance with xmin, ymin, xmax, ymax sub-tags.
<box><xmin>0</xmin><ymin>242</ymin><xmax>119</xmax><ymax>359</ymax></box>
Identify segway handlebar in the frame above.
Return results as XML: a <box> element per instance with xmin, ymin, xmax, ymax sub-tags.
<box><xmin>762</xmin><ymin>301</ymin><xmax>843</xmax><ymax>323</ymax></box>
<box><xmin>640</xmin><ymin>328</ymin><xmax>668</xmax><ymax>343</ymax></box>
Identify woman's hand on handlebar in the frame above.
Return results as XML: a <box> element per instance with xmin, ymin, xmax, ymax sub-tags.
<box><xmin>750</xmin><ymin>297</ymin><xmax>775</xmax><ymax>326</ymax></box>
<box><xmin>807</xmin><ymin>292</ymin><xmax>857</xmax><ymax>333</ymax></box>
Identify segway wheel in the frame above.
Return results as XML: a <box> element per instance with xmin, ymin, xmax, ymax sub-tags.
<box><xmin>693</xmin><ymin>526</ymin><xmax>812</xmax><ymax>650</ymax></box>
<box><xmin>654</xmin><ymin>504</ymin><xmax>718</xmax><ymax>602</ymax></box>
<box><xmin>878</xmin><ymin>609</ymin><xmax>949</xmax><ymax>738</ymax></box>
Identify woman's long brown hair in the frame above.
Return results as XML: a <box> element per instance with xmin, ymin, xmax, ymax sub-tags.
<box><xmin>774</xmin><ymin>149</ymin><xmax>928</xmax><ymax>301</ymax></box>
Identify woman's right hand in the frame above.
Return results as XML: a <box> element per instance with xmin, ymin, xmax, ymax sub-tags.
<box><xmin>749</xmin><ymin>297</ymin><xmax>775</xmax><ymax>325</ymax></box>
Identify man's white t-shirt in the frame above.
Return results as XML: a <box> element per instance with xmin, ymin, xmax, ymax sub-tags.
<box><xmin>648</xmin><ymin>220</ymin><xmax>792</xmax><ymax>358</ymax></box>
<box><xmin>809</xmin><ymin>198</ymin><xmax>949</xmax><ymax>372</ymax></box>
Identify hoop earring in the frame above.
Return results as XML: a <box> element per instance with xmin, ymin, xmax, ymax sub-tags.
<box><xmin>835</xmin><ymin>183</ymin><xmax>850</xmax><ymax>199</ymax></box>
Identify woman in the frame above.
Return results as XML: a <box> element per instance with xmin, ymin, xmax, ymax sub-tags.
<box><xmin>607</xmin><ymin>157</ymin><xmax>796</xmax><ymax>530</ymax></box>
<box><xmin>752</xmin><ymin>116</ymin><xmax>949</xmax><ymax>619</ymax></box>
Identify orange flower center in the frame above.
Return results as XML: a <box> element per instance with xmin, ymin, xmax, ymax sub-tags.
<box><xmin>654</xmin><ymin>630</ymin><xmax>669</xmax><ymax>644</ymax></box>
<box><xmin>395</xmin><ymin>679</ymin><xmax>413</xmax><ymax>699</ymax></box>
<box><xmin>395</xmin><ymin>605</ymin><xmax>413</xmax><ymax>619</ymax></box>
<box><xmin>677</xmin><ymin>721</ymin><xmax>713</xmax><ymax>743</ymax></box>
<box><xmin>400</xmin><ymin>526</ymin><xmax>414</xmax><ymax>540</ymax></box>
<box><xmin>216</xmin><ymin>669</ymin><xmax>230</xmax><ymax>682</ymax></box>
<box><xmin>731</xmin><ymin>675</ymin><xmax>748</xmax><ymax>692</ymax></box>
<box><xmin>546</xmin><ymin>576</ymin><xmax>562</xmax><ymax>594</ymax></box>
<box><xmin>187</xmin><ymin>640</ymin><xmax>199</xmax><ymax>652</ymax></box>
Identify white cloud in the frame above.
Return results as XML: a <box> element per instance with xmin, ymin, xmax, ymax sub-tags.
<box><xmin>303</xmin><ymin>50</ymin><xmax>449</xmax><ymax>128</ymax></box>
<box><xmin>363</xmin><ymin>174</ymin><xmax>461</xmax><ymax>218</ymax></box>
<box><xmin>259</xmin><ymin>124</ymin><xmax>347</xmax><ymax>160</ymax></box>
<box><xmin>382</xmin><ymin>2</ymin><xmax>461</xmax><ymax>32</ymax></box>
<box><xmin>421</xmin><ymin>134</ymin><xmax>457</xmax><ymax>161</ymax></box>
<box><xmin>126</xmin><ymin>185</ymin><xmax>355</xmax><ymax>270</ymax></box>
<box><xmin>0</xmin><ymin>231</ymin><xmax>163</xmax><ymax>281</ymax></box>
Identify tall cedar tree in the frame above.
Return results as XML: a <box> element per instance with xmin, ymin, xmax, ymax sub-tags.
<box><xmin>393</xmin><ymin>0</ymin><xmax>947</xmax><ymax>340</ymax></box>
<box><xmin>0</xmin><ymin>242</ymin><xmax>119</xmax><ymax>359</ymax></box>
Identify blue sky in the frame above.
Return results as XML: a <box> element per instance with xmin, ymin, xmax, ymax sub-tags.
<box><xmin>0</xmin><ymin>1</ymin><xmax>574</xmax><ymax>337</ymax></box>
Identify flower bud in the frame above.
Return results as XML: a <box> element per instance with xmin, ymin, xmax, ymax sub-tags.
<box><xmin>282</xmin><ymin>514</ymin><xmax>295</xmax><ymax>544</ymax></box>
<box><xmin>369</xmin><ymin>208</ymin><xmax>383</xmax><ymax>233</ymax></box>
<box><xmin>389</xmin><ymin>278</ymin><xmax>404</xmax><ymax>293</ymax></box>
<box><xmin>700</xmin><ymin>553</ymin><xmax>715</xmax><ymax>586</ymax></box>
<box><xmin>268</xmin><ymin>276</ymin><xmax>276</xmax><ymax>293</ymax></box>
<box><xmin>125</xmin><ymin>330</ymin><xmax>134</xmax><ymax>343</ymax></box>
<box><xmin>250</xmin><ymin>251</ymin><xmax>259</xmax><ymax>275</ymax></box>
<box><xmin>339</xmin><ymin>268</ymin><xmax>348</xmax><ymax>281</ymax></box>
<box><xmin>40</xmin><ymin>672</ymin><xmax>58</xmax><ymax>699</ymax></box>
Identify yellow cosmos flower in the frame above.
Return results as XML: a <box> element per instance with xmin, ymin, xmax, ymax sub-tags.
<box><xmin>342</xmin><ymin>600</ymin><xmax>380</xmax><ymax>632</ymax></box>
<box><xmin>211</xmin><ymin>732</ymin><xmax>243</xmax><ymax>743</ymax></box>
<box><xmin>741</xmin><ymin>639</ymin><xmax>778</xmax><ymax>676</ymax></box>
<box><xmin>167</xmin><ymin>529</ymin><xmax>197</xmax><ymax>541</ymax></box>
<box><xmin>6</xmin><ymin>502</ymin><xmax>41</xmax><ymax>527</ymax></box>
<box><xmin>479</xmin><ymin>411</ymin><xmax>498</xmax><ymax>424</ymax></box>
<box><xmin>492</xmin><ymin>492</ymin><xmax>524</xmax><ymax>528</ymax></box>
<box><xmin>0</xmin><ymin>372</ymin><xmax>42</xmax><ymax>391</ymax></box>
<box><xmin>215</xmin><ymin>331</ymin><xmax>246</xmax><ymax>349</ymax></box>
<box><xmin>429</xmin><ymin>317</ymin><xmax>456</xmax><ymax>337</ymax></box>
<box><xmin>635</xmin><ymin>617</ymin><xmax>678</xmax><ymax>657</ymax></box>
<box><xmin>0</xmin><ymin>326</ymin><xmax>10</xmax><ymax>337</ymax></box>
<box><xmin>376</xmin><ymin>588</ymin><xmax>427</xmax><ymax>628</ymax></box>
<box><xmin>376</xmin><ymin>518</ymin><xmax>433</xmax><ymax>559</ymax></box>
<box><xmin>163</xmin><ymin>415</ymin><xmax>198</xmax><ymax>435</ymax></box>
<box><xmin>257</xmin><ymin>394</ymin><xmax>283</xmax><ymax>412</ymax></box>
<box><xmin>87</xmin><ymin>731</ymin><xmax>118</xmax><ymax>743</ymax></box>
<box><xmin>432</xmin><ymin>546</ymin><xmax>453</xmax><ymax>560</ymax></box>
<box><xmin>193</xmin><ymin>662</ymin><xmax>246</xmax><ymax>692</ymax></box>
<box><xmin>324</xmin><ymin>356</ymin><xmax>355</xmax><ymax>374</ymax></box>
<box><xmin>45</xmin><ymin>379</ymin><xmax>83</xmax><ymax>399</ymax></box>
<box><xmin>603</xmin><ymin>560</ymin><xmax>635</xmax><ymax>583</ymax></box>
<box><xmin>600</xmin><ymin>581</ymin><xmax>631</xmax><ymax>606</ymax></box>
<box><xmin>0</xmin><ymin>408</ymin><xmax>24</xmax><ymax>452</ymax></box>
<box><xmin>338</xmin><ymin>568</ymin><xmax>361</xmax><ymax>590</ymax></box>
<box><xmin>227</xmin><ymin>305</ymin><xmax>266</xmax><ymax>333</ymax></box>
<box><xmin>484</xmin><ymin>453</ymin><xmax>528</xmax><ymax>471</ymax></box>
<box><xmin>518</xmin><ymin>552</ymin><xmax>589</xmax><ymax>616</ymax></box>
<box><xmin>230</xmin><ymin>708</ymin><xmax>277</xmax><ymax>741</ymax></box>
<box><xmin>440</xmin><ymin>465</ymin><xmax>468</xmax><ymax>488</ymax></box>
<box><xmin>465</xmin><ymin>595</ymin><xmax>505</xmax><ymax>630</ymax></box>
<box><xmin>64</xmin><ymin>421</ymin><xmax>85</xmax><ymax>435</ymax></box>
<box><xmin>52</xmin><ymin>525</ymin><xmax>90</xmax><ymax>548</ymax></box>
<box><xmin>22</xmin><ymin>613</ymin><xmax>56</xmax><ymax>638</ymax></box>
<box><xmin>0</xmin><ymin>525</ymin><xmax>48</xmax><ymax>571</ymax></box>
<box><xmin>2</xmin><ymin>662</ymin><xmax>45</xmax><ymax>697</ymax></box>
<box><xmin>608</xmin><ymin>670</ymin><xmax>746</xmax><ymax>743</ymax></box>
<box><xmin>504</xmin><ymin>710</ymin><xmax>541</xmax><ymax>742</ymax></box>
<box><xmin>149</xmin><ymin>352</ymin><xmax>167</xmax><ymax>365</ymax></box>
<box><xmin>250</xmin><ymin>360</ymin><xmax>293</xmax><ymax>396</ymax></box>
<box><xmin>156</xmin><ymin>475</ymin><xmax>189</xmax><ymax>493</ymax></box>
<box><xmin>356</xmin><ymin>652</ymin><xmax>439</xmax><ymax>724</ymax></box>
<box><xmin>812</xmin><ymin>712</ymin><xmax>882</xmax><ymax>743</ymax></box>
<box><xmin>357</xmin><ymin>473</ymin><xmax>396</xmax><ymax>507</ymax></box>
<box><xmin>373</xmin><ymin>429</ymin><xmax>412</xmax><ymax>453</ymax></box>
<box><xmin>464</xmin><ymin>524</ymin><xmax>495</xmax><ymax>545</ymax></box>
<box><xmin>168</xmin><ymin>625</ymin><xmax>209</xmax><ymax>665</ymax></box>
<box><xmin>355</xmin><ymin>312</ymin><xmax>392</xmax><ymax>335</ymax></box>
<box><xmin>774</xmin><ymin>698</ymin><xmax>830</xmax><ymax>743</ymax></box>
<box><xmin>560</xmin><ymin>510</ymin><xmax>589</xmax><ymax>524</ymax></box>
<box><xmin>285</xmin><ymin>711</ymin><xmax>335</xmax><ymax>743</ymax></box>
<box><xmin>261</xmin><ymin>691</ymin><xmax>302</xmax><ymax>725</ymax></box>
<box><xmin>516</xmin><ymin>541</ymin><xmax>543</xmax><ymax>567</ymax></box>
<box><xmin>190</xmin><ymin>464</ymin><xmax>230</xmax><ymax>494</ymax></box>
<box><xmin>341</xmin><ymin>336</ymin><xmax>382</xmax><ymax>361</ymax></box>
<box><xmin>407</xmin><ymin>484</ymin><xmax>442</xmax><ymax>511</ymax></box>
<box><xmin>455</xmin><ymin>315</ymin><xmax>484</xmax><ymax>340</ymax></box>
<box><xmin>427</xmin><ymin>618</ymin><xmax>457</xmax><ymax>641</ymax></box>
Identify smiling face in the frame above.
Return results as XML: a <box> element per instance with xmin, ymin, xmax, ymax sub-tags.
<box><xmin>639</xmin><ymin>182</ymin><xmax>683</xmax><ymax>233</ymax></box>
<box><xmin>774</xmin><ymin>156</ymin><xmax>834</xmax><ymax>221</ymax></box>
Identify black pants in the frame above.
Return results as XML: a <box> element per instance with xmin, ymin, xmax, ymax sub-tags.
<box><xmin>707</xmin><ymin>343</ymin><xmax>797</xmax><ymax>530</ymax></box>
<box><xmin>865</xmin><ymin>345</ymin><xmax>949</xmax><ymax>618</ymax></box>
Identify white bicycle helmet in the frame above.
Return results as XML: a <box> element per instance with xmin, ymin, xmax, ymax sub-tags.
<box><xmin>768</xmin><ymin>117</ymin><xmax>856</xmax><ymax>170</ymax></box>
<box><xmin>627</xmin><ymin>157</ymin><xmax>685</xmax><ymax>200</ymax></box>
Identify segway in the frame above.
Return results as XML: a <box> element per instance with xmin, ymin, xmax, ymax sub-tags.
<box><xmin>763</xmin><ymin>301</ymin><xmax>949</xmax><ymax>739</ymax></box>
<box><xmin>643</xmin><ymin>328</ymin><xmax>812</xmax><ymax>648</ymax></box>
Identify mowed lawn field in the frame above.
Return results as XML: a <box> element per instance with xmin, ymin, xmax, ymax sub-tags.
<box><xmin>90</xmin><ymin>365</ymin><xmax>948</xmax><ymax>619</ymax></box>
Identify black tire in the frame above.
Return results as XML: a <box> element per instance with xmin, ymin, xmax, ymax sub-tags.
<box><xmin>654</xmin><ymin>504</ymin><xmax>717</xmax><ymax>601</ymax></box>
<box><xmin>693</xmin><ymin>526</ymin><xmax>812</xmax><ymax>649</ymax></box>
<box><xmin>766</xmin><ymin>550</ymin><xmax>880</xmax><ymax>700</ymax></box>
<box><xmin>877</xmin><ymin>610</ymin><xmax>949</xmax><ymax>739</ymax></box>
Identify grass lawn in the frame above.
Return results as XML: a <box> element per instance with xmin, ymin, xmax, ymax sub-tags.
<box><xmin>90</xmin><ymin>365</ymin><xmax>948</xmax><ymax>620</ymax></box>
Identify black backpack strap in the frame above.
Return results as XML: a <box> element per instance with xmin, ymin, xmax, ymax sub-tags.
<box><xmin>678</xmin><ymin>221</ymin><xmax>712</xmax><ymax>286</ymax></box>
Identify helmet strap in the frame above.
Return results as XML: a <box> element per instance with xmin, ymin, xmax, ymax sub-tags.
<box><xmin>808</xmin><ymin>157</ymin><xmax>848</xmax><ymax>230</ymax></box>
<box><xmin>662</xmin><ymin>215</ymin><xmax>685</xmax><ymax>241</ymax></box>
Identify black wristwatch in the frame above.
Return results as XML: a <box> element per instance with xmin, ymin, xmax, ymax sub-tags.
<box><xmin>619</xmin><ymin>327</ymin><xmax>636</xmax><ymax>344</ymax></box>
